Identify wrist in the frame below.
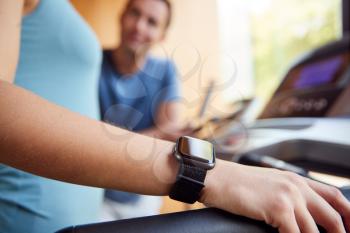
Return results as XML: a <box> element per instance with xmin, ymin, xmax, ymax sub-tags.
<box><xmin>150</xmin><ymin>140</ymin><xmax>179</xmax><ymax>195</ymax></box>
<box><xmin>199</xmin><ymin>159</ymin><xmax>221</xmax><ymax>205</ymax></box>
<box><xmin>199</xmin><ymin>159</ymin><xmax>238</xmax><ymax>207</ymax></box>
<box><xmin>168</xmin><ymin>136</ymin><xmax>215</xmax><ymax>204</ymax></box>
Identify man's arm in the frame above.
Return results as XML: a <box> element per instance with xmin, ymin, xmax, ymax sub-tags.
<box><xmin>139</xmin><ymin>59</ymin><xmax>192</xmax><ymax>141</ymax></box>
<box><xmin>140</xmin><ymin>101</ymin><xmax>192</xmax><ymax>141</ymax></box>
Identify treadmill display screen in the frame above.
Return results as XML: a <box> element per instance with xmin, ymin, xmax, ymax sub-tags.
<box><xmin>259</xmin><ymin>39</ymin><xmax>350</xmax><ymax>119</ymax></box>
<box><xmin>294</xmin><ymin>56</ymin><xmax>343</xmax><ymax>89</ymax></box>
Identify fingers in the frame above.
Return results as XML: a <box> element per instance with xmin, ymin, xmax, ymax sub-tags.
<box><xmin>306</xmin><ymin>187</ymin><xmax>346</xmax><ymax>233</ymax></box>
<box><xmin>307</xmin><ymin>179</ymin><xmax>350</xmax><ymax>232</ymax></box>
<box><xmin>279</xmin><ymin>172</ymin><xmax>346</xmax><ymax>233</ymax></box>
<box><xmin>264</xmin><ymin>185</ymin><xmax>302</xmax><ymax>233</ymax></box>
<box><xmin>277</xmin><ymin>210</ymin><xmax>301</xmax><ymax>233</ymax></box>
<box><xmin>295</xmin><ymin>203</ymin><xmax>319</xmax><ymax>233</ymax></box>
<box><xmin>273</xmin><ymin>183</ymin><xmax>318</xmax><ymax>233</ymax></box>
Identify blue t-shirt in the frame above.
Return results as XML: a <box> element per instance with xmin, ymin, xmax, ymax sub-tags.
<box><xmin>99</xmin><ymin>51</ymin><xmax>180</xmax><ymax>203</ymax></box>
<box><xmin>0</xmin><ymin>1</ymin><xmax>103</xmax><ymax>233</ymax></box>
<box><xmin>99</xmin><ymin>51</ymin><xmax>180</xmax><ymax>131</ymax></box>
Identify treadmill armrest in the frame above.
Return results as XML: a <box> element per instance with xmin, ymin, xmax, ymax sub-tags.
<box><xmin>57</xmin><ymin>208</ymin><xmax>277</xmax><ymax>233</ymax></box>
<box><xmin>57</xmin><ymin>188</ymin><xmax>350</xmax><ymax>233</ymax></box>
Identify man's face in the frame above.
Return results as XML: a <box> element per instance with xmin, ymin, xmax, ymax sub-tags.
<box><xmin>120</xmin><ymin>0</ymin><xmax>169</xmax><ymax>54</ymax></box>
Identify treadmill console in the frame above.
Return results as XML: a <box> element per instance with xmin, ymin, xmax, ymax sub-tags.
<box><xmin>260</xmin><ymin>36</ymin><xmax>350</xmax><ymax>118</ymax></box>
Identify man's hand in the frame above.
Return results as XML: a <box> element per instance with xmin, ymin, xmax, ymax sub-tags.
<box><xmin>158</xmin><ymin>125</ymin><xmax>196</xmax><ymax>141</ymax></box>
<box><xmin>200</xmin><ymin>160</ymin><xmax>350</xmax><ymax>233</ymax></box>
<box><xmin>140</xmin><ymin>124</ymin><xmax>196</xmax><ymax>142</ymax></box>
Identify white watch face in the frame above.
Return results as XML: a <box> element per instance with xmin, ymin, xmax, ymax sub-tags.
<box><xmin>178</xmin><ymin>136</ymin><xmax>215</xmax><ymax>163</ymax></box>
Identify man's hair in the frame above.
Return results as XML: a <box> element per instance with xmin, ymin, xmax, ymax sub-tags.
<box><xmin>124</xmin><ymin>0</ymin><xmax>172</xmax><ymax>29</ymax></box>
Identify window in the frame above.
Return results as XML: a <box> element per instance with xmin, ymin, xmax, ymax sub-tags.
<box><xmin>217</xmin><ymin>0</ymin><xmax>342</xmax><ymax>109</ymax></box>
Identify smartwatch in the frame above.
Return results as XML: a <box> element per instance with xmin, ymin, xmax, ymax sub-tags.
<box><xmin>169</xmin><ymin>136</ymin><xmax>216</xmax><ymax>204</ymax></box>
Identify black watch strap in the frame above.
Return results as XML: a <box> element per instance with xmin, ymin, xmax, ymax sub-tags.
<box><xmin>169</xmin><ymin>163</ymin><xmax>207</xmax><ymax>204</ymax></box>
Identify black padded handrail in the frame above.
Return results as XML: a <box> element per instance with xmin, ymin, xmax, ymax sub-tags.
<box><xmin>57</xmin><ymin>208</ymin><xmax>277</xmax><ymax>233</ymax></box>
<box><xmin>57</xmin><ymin>188</ymin><xmax>350</xmax><ymax>233</ymax></box>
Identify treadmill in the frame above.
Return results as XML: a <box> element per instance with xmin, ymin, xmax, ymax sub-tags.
<box><xmin>215</xmin><ymin>35</ymin><xmax>350</xmax><ymax>178</ymax></box>
<box><xmin>56</xmin><ymin>27</ymin><xmax>350</xmax><ymax>233</ymax></box>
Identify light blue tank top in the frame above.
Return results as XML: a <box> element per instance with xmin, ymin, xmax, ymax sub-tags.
<box><xmin>0</xmin><ymin>1</ymin><xmax>103</xmax><ymax>232</ymax></box>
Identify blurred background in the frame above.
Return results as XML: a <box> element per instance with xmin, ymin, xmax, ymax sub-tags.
<box><xmin>70</xmin><ymin>0</ymin><xmax>345</xmax><ymax>213</ymax></box>
<box><xmin>71</xmin><ymin>0</ymin><xmax>342</xmax><ymax>119</ymax></box>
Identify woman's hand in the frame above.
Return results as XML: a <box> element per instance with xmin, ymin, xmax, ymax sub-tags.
<box><xmin>200</xmin><ymin>160</ymin><xmax>350</xmax><ymax>233</ymax></box>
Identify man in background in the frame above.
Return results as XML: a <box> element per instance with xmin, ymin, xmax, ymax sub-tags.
<box><xmin>99</xmin><ymin>0</ymin><xmax>191</xmax><ymax>220</ymax></box>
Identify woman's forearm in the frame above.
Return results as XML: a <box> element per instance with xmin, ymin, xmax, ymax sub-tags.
<box><xmin>0</xmin><ymin>80</ymin><xmax>178</xmax><ymax>195</ymax></box>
